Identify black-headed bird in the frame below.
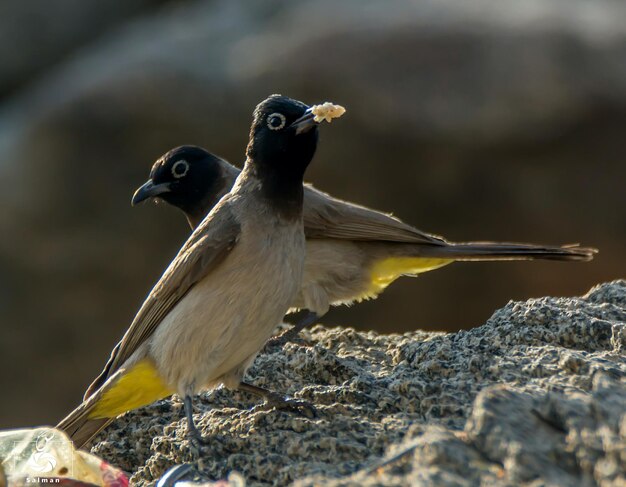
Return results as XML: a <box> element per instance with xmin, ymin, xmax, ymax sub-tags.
<box><xmin>58</xmin><ymin>95</ymin><xmax>337</xmax><ymax>447</ymax></box>
<box><xmin>132</xmin><ymin>146</ymin><xmax>596</xmax><ymax>346</ymax></box>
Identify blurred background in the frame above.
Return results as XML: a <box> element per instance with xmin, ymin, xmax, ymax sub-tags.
<box><xmin>0</xmin><ymin>0</ymin><xmax>624</xmax><ymax>428</ymax></box>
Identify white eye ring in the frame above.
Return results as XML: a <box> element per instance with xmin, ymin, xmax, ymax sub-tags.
<box><xmin>171</xmin><ymin>160</ymin><xmax>189</xmax><ymax>179</ymax></box>
<box><xmin>267</xmin><ymin>112</ymin><xmax>287</xmax><ymax>131</ymax></box>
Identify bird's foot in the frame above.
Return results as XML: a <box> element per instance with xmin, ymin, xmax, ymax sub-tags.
<box><xmin>238</xmin><ymin>381</ymin><xmax>317</xmax><ymax>419</ymax></box>
<box><xmin>264</xmin><ymin>328</ymin><xmax>305</xmax><ymax>350</ymax></box>
<box><xmin>183</xmin><ymin>394</ymin><xmax>210</xmax><ymax>449</ymax></box>
<box><xmin>261</xmin><ymin>391</ymin><xmax>316</xmax><ymax>419</ymax></box>
<box><xmin>263</xmin><ymin>311</ymin><xmax>320</xmax><ymax>351</ymax></box>
<box><xmin>186</xmin><ymin>423</ymin><xmax>211</xmax><ymax>450</ymax></box>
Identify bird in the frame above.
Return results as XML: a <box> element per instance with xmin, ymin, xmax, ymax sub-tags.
<box><xmin>58</xmin><ymin>94</ymin><xmax>332</xmax><ymax>448</ymax></box>
<box><xmin>132</xmin><ymin>146</ymin><xmax>597</xmax><ymax>346</ymax></box>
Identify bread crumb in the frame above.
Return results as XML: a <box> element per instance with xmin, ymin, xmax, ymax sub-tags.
<box><xmin>311</xmin><ymin>102</ymin><xmax>346</xmax><ymax>123</ymax></box>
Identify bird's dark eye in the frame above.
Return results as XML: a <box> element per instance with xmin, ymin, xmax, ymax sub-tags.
<box><xmin>171</xmin><ymin>160</ymin><xmax>190</xmax><ymax>179</ymax></box>
<box><xmin>267</xmin><ymin>112</ymin><xmax>287</xmax><ymax>131</ymax></box>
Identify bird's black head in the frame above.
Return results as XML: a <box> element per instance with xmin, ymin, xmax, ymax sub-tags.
<box><xmin>132</xmin><ymin>145</ymin><xmax>232</xmax><ymax>228</ymax></box>
<box><xmin>245</xmin><ymin>95</ymin><xmax>320</xmax><ymax>209</ymax></box>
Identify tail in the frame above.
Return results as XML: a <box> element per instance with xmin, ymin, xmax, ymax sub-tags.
<box><xmin>416</xmin><ymin>242</ymin><xmax>596</xmax><ymax>262</ymax></box>
<box><xmin>57</xmin><ymin>360</ymin><xmax>173</xmax><ymax>449</ymax></box>
<box><xmin>56</xmin><ymin>366</ymin><xmax>124</xmax><ymax>449</ymax></box>
<box><xmin>57</xmin><ymin>400</ymin><xmax>113</xmax><ymax>449</ymax></box>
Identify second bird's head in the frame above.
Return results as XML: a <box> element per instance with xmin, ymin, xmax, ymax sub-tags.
<box><xmin>131</xmin><ymin>145</ymin><xmax>231</xmax><ymax>227</ymax></box>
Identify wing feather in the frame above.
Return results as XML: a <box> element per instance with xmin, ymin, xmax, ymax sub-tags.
<box><xmin>303</xmin><ymin>185</ymin><xmax>446</xmax><ymax>245</ymax></box>
<box><xmin>84</xmin><ymin>201</ymin><xmax>240</xmax><ymax>398</ymax></box>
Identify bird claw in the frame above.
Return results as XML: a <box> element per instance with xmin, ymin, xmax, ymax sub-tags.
<box><xmin>263</xmin><ymin>311</ymin><xmax>319</xmax><ymax>351</ymax></box>
<box><xmin>263</xmin><ymin>329</ymin><xmax>304</xmax><ymax>350</ymax></box>
<box><xmin>262</xmin><ymin>393</ymin><xmax>316</xmax><ymax>419</ymax></box>
<box><xmin>186</xmin><ymin>424</ymin><xmax>211</xmax><ymax>450</ymax></box>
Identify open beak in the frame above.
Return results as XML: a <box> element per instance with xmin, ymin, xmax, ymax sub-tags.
<box><xmin>131</xmin><ymin>180</ymin><xmax>171</xmax><ymax>206</ymax></box>
<box><xmin>290</xmin><ymin>108</ymin><xmax>318</xmax><ymax>135</ymax></box>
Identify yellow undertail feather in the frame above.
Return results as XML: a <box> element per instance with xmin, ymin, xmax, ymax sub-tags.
<box><xmin>367</xmin><ymin>257</ymin><xmax>453</xmax><ymax>296</ymax></box>
<box><xmin>89</xmin><ymin>359</ymin><xmax>173</xmax><ymax>419</ymax></box>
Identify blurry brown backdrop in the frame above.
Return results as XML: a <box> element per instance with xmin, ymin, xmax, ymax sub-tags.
<box><xmin>1</xmin><ymin>0</ymin><xmax>624</xmax><ymax>428</ymax></box>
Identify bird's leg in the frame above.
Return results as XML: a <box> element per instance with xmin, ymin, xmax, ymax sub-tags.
<box><xmin>264</xmin><ymin>310</ymin><xmax>319</xmax><ymax>348</ymax></box>
<box><xmin>238</xmin><ymin>381</ymin><xmax>316</xmax><ymax>419</ymax></box>
<box><xmin>183</xmin><ymin>395</ymin><xmax>209</xmax><ymax>447</ymax></box>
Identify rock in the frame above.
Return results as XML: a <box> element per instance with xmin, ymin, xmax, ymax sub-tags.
<box><xmin>1</xmin><ymin>0</ymin><xmax>625</xmax><ymax>430</ymax></box>
<box><xmin>89</xmin><ymin>280</ymin><xmax>626</xmax><ymax>486</ymax></box>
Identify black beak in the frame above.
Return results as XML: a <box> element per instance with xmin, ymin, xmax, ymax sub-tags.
<box><xmin>290</xmin><ymin>108</ymin><xmax>318</xmax><ymax>135</ymax></box>
<box><xmin>131</xmin><ymin>180</ymin><xmax>171</xmax><ymax>206</ymax></box>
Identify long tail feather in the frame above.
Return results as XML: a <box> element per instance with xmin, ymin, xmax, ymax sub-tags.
<box><xmin>57</xmin><ymin>368</ymin><xmax>126</xmax><ymax>449</ymax></box>
<box><xmin>57</xmin><ymin>401</ymin><xmax>113</xmax><ymax>449</ymax></box>
<box><xmin>415</xmin><ymin>242</ymin><xmax>596</xmax><ymax>262</ymax></box>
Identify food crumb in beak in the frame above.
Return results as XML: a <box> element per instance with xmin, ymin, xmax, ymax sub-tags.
<box><xmin>311</xmin><ymin>102</ymin><xmax>346</xmax><ymax>123</ymax></box>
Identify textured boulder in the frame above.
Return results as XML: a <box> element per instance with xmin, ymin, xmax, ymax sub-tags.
<box><xmin>89</xmin><ymin>281</ymin><xmax>626</xmax><ymax>486</ymax></box>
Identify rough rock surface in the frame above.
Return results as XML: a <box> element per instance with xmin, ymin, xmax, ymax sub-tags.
<box><xmin>89</xmin><ymin>280</ymin><xmax>626</xmax><ymax>486</ymax></box>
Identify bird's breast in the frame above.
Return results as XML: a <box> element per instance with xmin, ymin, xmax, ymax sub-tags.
<box><xmin>149</xmin><ymin>217</ymin><xmax>305</xmax><ymax>393</ymax></box>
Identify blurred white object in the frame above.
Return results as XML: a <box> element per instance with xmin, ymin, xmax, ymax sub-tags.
<box><xmin>0</xmin><ymin>427</ymin><xmax>127</xmax><ymax>486</ymax></box>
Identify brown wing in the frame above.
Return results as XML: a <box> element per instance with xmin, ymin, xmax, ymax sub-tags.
<box><xmin>302</xmin><ymin>184</ymin><xmax>447</xmax><ymax>245</ymax></box>
<box><xmin>84</xmin><ymin>201</ymin><xmax>240</xmax><ymax>398</ymax></box>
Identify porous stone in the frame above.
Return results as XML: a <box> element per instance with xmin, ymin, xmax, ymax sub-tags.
<box><xmin>90</xmin><ymin>280</ymin><xmax>626</xmax><ymax>486</ymax></box>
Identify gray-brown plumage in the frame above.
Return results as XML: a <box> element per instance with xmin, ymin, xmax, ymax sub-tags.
<box><xmin>58</xmin><ymin>94</ymin><xmax>328</xmax><ymax>448</ymax></box>
<box><xmin>132</xmin><ymin>145</ymin><xmax>596</xmax><ymax>344</ymax></box>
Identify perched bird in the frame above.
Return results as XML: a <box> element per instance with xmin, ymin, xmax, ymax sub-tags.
<box><xmin>58</xmin><ymin>94</ymin><xmax>332</xmax><ymax>447</ymax></box>
<box><xmin>132</xmin><ymin>146</ymin><xmax>597</xmax><ymax>345</ymax></box>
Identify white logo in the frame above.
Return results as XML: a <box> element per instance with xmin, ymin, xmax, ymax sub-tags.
<box><xmin>25</xmin><ymin>432</ymin><xmax>57</xmax><ymax>473</ymax></box>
